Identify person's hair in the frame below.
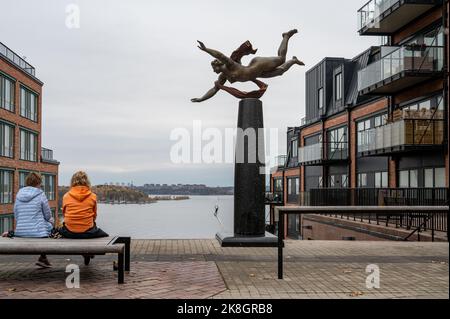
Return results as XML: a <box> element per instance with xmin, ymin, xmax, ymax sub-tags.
<box><xmin>25</xmin><ymin>172</ymin><xmax>42</xmax><ymax>187</ymax></box>
<box><xmin>70</xmin><ymin>171</ymin><xmax>91</xmax><ymax>188</ymax></box>
<box><xmin>211</xmin><ymin>59</ymin><xmax>223</xmax><ymax>68</ymax></box>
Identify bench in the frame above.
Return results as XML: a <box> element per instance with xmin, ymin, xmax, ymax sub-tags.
<box><xmin>0</xmin><ymin>236</ymin><xmax>131</xmax><ymax>284</ymax></box>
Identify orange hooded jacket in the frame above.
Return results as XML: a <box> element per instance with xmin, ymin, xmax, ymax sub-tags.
<box><xmin>62</xmin><ymin>186</ymin><xmax>97</xmax><ymax>233</ymax></box>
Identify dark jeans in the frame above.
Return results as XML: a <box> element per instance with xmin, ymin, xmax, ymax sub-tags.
<box><xmin>59</xmin><ymin>224</ymin><xmax>109</xmax><ymax>239</ymax></box>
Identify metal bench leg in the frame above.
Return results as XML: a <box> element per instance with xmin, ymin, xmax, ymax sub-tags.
<box><xmin>118</xmin><ymin>252</ymin><xmax>124</xmax><ymax>284</ymax></box>
<box><xmin>124</xmin><ymin>238</ymin><xmax>130</xmax><ymax>272</ymax></box>
<box><xmin>116</xmin><ymin>237</ymin><xmax>131</xmax><ymax>272</ymax></box>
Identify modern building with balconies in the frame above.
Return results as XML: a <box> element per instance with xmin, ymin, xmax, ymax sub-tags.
<box><xmin>269</xmin><ymin>0</ymin><xmax>448</xmax><ymax>240</ymax></box>
<box><xmin>0</xmin><ymin>41</ymin><xmax>59</xmax><ymax>232</ymax></box>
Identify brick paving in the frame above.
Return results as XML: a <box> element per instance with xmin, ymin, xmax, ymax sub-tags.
<box><xmin>0</xmin><ymin>240</ymin><xmax>448</xmax><ymax>299</ymax></box>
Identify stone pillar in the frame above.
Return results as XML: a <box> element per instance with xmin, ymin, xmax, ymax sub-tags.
<box><xmin>234</xmin><ymin>98</ymin><xmax>265</xmax><ymax>236</ymax></box>
<box><xmin>216</xmin><ymin>98</ymin><xmax>277</xmax><ymax>247</ymax></box>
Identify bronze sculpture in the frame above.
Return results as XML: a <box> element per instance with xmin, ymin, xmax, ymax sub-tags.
<box><xmin>191</xmin><ymin>29</ymin><xmax>304</xmax><ymax>102</ymax></box>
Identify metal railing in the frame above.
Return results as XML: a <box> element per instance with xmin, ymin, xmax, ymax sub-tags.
<box><xmin>358</xmin><ymin>45</ymin><xmax>444</xmax><ymax>91</ymax></box>
<box><xmin>41</xmin><ymin>148</ymin><xmax>55</xmax><ymax>162</ymax></box>
<box><xmin>275</xmin><ymin>206</ymin><xmax>449</xmax><ymax>279</ymax></box>
<box><xmin>0</xmin><ymin>42</ymin><xmax>35</xmax><ymax>76</ymax></box>
<box><xmin>358</xmin><ymin>118</ymin><xmax>445</xmax><ymax>153</ymax></box>
<box><xmin>299</xmin><ymin>143</ymin><xmax>322</xmax><ymax>164</ymax></box>
<box><xmin>358</xmin><ymin>0</ymin><xmax>399</xmax><ymax>31</ymax></box>
<box><xmin>299</xmin><ymin>142</ymin><xmax>348</xmax><ymax>164</ymax></box>
<box><xmin>308</xmin><ymin>188</ymin><xmax>448</xmax><ymax>234</ymax></box>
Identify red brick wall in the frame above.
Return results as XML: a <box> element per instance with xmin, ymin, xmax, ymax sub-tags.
<box><xmin>0</xmin><ymin>56</ymin><xmax>59</xmax><ymax>220</ymax></box>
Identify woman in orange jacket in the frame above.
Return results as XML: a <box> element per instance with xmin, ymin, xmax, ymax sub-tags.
<box><xmin>60</xmin><ymin>171</ymin><xmax>108</xmax><ymax>240</ymax></box>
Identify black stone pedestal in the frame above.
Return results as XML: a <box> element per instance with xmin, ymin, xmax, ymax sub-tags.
<box><xmin>216</xmin><ymin>98</ymin><xmax>278</xmax><ymax>247</ymax></box>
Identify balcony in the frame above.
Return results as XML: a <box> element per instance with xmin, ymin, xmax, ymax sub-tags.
<box><xmin>271</xmin><ymin>155</ymin><xmax>287</xmax><ymax>173</ymax></box>
<box><xmin>0</xmin><ymin>42</ymin><xmax>36</xmax><ymax>77</ymax></box>
<box><xmin>299</xmin><ymin>142</ymin><xmax>348</xmax><ymax>166</ymax></box>
<box><xmin>358</xmin><ymin>0</ymin><xmax>442</xmax><ymax>35</ymax></box>
<box><xmin>41</xmin><ymin>147</ymin><xmax>59</xmax><ymax>164</ymax></box>
<box><xmin>358</xmin><ymin>114</ymin><xmax>445</xmax><ymax>156</ymax></box>
<box><xmin>358</xmin><ymin>45</ymin><xmax>444</xmax><ymax>94</ymax></box>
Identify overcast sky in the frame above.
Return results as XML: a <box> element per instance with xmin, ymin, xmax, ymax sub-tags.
<box><xmin>0</xmin><ymin>0</ymin><xmax>377</xmax><ymax>186</ymax></box>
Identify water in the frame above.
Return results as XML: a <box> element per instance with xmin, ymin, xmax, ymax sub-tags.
<box><xmin>96</xmin><ymin>196</ymin><xmax>234</xmax><ymax>239</ymax></box>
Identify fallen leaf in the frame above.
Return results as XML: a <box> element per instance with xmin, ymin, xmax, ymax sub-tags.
<box><xmin>249</xmin><ymin>273</ymin><xmax>255</xmax><ymax>277</ymax></box>
<box><xmin>349</xmin><ymin>291</ymin><xmax>364</xmax><ymax>297</ymax></box>
<box><xmin>343</xmin><ymin>270</ymin><xmax>352</xmax><ymax>274</ymax></box>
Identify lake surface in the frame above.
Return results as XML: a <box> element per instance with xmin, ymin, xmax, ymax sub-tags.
<box><xmin>96</xmin><ymin>196</ymin><xmax>234</xmax><ymax>239</ymax></box>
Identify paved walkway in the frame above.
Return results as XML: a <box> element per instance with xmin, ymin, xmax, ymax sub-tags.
<box><xmin>0</xmin><ymin>240</ymin><xmax>448</xmax><ymax>299</ymax></box>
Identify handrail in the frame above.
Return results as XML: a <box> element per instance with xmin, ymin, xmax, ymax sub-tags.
<box><xmin>275</xmin><ymin>206</ymin><xmax>449</xmax><ymax>279</ymax></box>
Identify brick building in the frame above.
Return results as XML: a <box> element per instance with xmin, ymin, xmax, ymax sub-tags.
<box><xmin>269</xmin><ymin>0</ymin><xmax>449</xmax><ymax>240</ymax></box>
<box><xmin>0</xmin><ymin>41</ymin><xmax>59</xmax><ymax>232</ymax></box>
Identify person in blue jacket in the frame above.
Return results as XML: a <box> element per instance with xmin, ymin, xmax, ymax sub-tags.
<box><xmin>13</xmin><ymin>172</ymin><xmax>54</xmax><ymax>268</ymax></box>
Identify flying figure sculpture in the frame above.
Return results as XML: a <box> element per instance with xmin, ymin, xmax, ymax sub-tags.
<box><xmin>191</xmin><ymin>29</ymin><xmax>304</xmax><ymax>102</ymax></box>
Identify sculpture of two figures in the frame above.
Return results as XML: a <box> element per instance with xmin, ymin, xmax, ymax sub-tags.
<box><xmin>191</xmin><ymin>29</ymin><xmax>304</xmax><ymax>102</ymax></box>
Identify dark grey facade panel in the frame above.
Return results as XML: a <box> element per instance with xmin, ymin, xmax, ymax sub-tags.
<box><xmin>357</xmin><ymin>157</ymin><xmax>389</xmax><ymax>172</ymax></box>
<box><xmin>398</xmin><ymin>152</ymin><xmax>445</xmax><ymax>170</ymax></box>
<box><xmin>328</xmin><ymin>164</ymin><xmax>348</xmax><ymax>175</ymax></box>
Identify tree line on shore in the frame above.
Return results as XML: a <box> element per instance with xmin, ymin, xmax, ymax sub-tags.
<box><xmin>58</xmin><ymin>185</ymin><xmax>189</xmax><ymax>206</ymax></box>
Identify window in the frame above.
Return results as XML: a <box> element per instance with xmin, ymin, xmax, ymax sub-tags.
<box><xmin>0</xmin><ymin>214</ymin><xmax>14</xmax><ymax>233</ymax></box>
<box><xmin>20</xmin><ymin>87</ymin><xmax>38</xmax><ymax>122</ymax></box>
<box><xmin>0</xmin><ymin>170</ymin><xmax>14</xmax><ymax>204</ymax></box>
<box><xmin>318</xmin><ymin>88</ymin><xmax>324</xmax><ymax>109</ymax></box>
<box><xmin>288</xmin><ymin>178</ymin><xmax>299</xmax><ymax>195</ymax></box>
<box><xmin>0</xmin><ymin>122</ymin><xmax>14</xmax><ymax>158</ymax></box>
<box><xmin>399</xmin><ymin>169</ymin><xmax>418</xmax><ymax>188</ymax></box>
<box><xmin>328</xmin><ymin>127</ymin><xmax>347</xmax><ymax>151</ymax></box>
<box><xmin>318</xmin><ymin>176</ymin><xmax>323</xmax><ymax>188</ymax></box>
<box><xmin>375</xmin><ymin>171</ymin><xmax>388</xmax><ymax>188</ymax></box>
<box><xmin>42</xmin><ymin>174</ymin><xmax>56</xmax><ymax>200</ymax></box>
<box><xmin>291</xmin><ymin>139</ymin><xmax>298</xmax><ymax>158</ymax></box>
<box><xmin>329</xmin><ymin>174</ymin><xmax>348</xmax><ymax>188</ymax></box>
<box><xmin>20</xmin><ymin>129</ymin><xmax>38</xmax><ymax>161</ymax></box>
<box><xmin>335</xmin><ymin>73</ymin><xmax>342</xmax><ymax>101</ymax></box>
<box><xmin>425</xmin><ymin>167</ymin><xmax>446</xmax><ymax>188</ymax></box>
<box><xmin>0</xmin><ymin>74</ymin><xmax>15</xmax><ymax>111</ymax></box>
<box><xmin>274</xmin><ymin>179</ymin><xmax>283</xmax><ymax>192</ymax></box>
<box><xmin>374</xmin><ymin>114</ymin><xmax>387</xmax><ymax>127</ymax></box>
<box><xmin>19</xmin><ymin>171</ymin><xmax>28</xmax><ymax>189</ymax></box>
<box><xmin>341</xmin><ymin>174</ymin><xmax>348</xmax><ymax>188</ymax></box>
<box><xmin>357</xmin><ymin>173</ymin><xmax>367</xmax><ymax>188</ymax></box>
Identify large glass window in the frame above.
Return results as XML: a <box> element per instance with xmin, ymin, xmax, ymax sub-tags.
<box><xmin>42</xmin><ymin>174</ymin><xmax>56</xmax><ymax>200</ymax></box>
<box><xmin>375</xmin><ymin>171</ymin><xmax>388</xmax><ymax>188</ymax></box>
<box><xmin>357</xmin><ymin>173</ymin><xmax>367</xmax><ymax>188</ymax></box>
<box><xmin>399</xmin><ymin>169</ymin><xmax>418</xmax><ymax>188</ymax></box>
<box><xmin>335</xmin><ymin>73</ymin><xmax>342</xmax><ymax>101</ymax></box>
<box><xmin>20</xmin><ymin>129</ymin><xmax>37</xmax><ymax>162</ymax></box>
<box><xmin>0</xmin><ymin>170</ymin><xmax>13</xmax><ymax>204</ymax></box>
<box><xmin>0</xmin><ymin>74</ymin><xmax>15</xmax><ymax>112</ymax></box>
<box><xmin>20</xmin><ymin>87</ymin><xmax>38</xmax><ymax>122</ymax></box>
<box><xmin>0</xmin><ymin>122</ymin><xmax>14</xmax><ymax>158</ymax></box>
<box><xmin>425</xmin><ymin>167</ymin><xmax>446</xmax><ymax>188</ymax></box>
<box><xmin>287</xmin><ymin>178</ymin><xmax>299</xmax><ymax>195</ymax></box>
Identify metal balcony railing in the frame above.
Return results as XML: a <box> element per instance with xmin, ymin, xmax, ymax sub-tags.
<box><xmin>299</xmin><ymin>142</ymin><xmax>348</xmax><ymax>164</ymax></box>
<box><xmin>299</xmin><ymin>143</ymin><xmax>322</xmax><ymax>164</ymax></box>
<box><xmin>358</xmin><ymin>45</ymin><xmax>444</xmax><ymax>92</ymax></box>
<box><xmin>41</xmin><ymin>147</ymin><xmax>59</xmax><ymax>163</ymax></box>
<box><xmin>357</xmin><ymin>0</ymin><xmax>440</xmax><ymax>33</ymax></box>
<box><xmin>358</xmin><ymin>118</ymin><xmax>444</xmax><ymax>154</ymax></box>
<box><xmin>271</xmin><ymin>155</ymin><xmax>287</xmax><ymax>173</ymax></box>
<box><xmin>0</xmin><ymin>42</ymin><xmax>36</xmax><ymax>77</ymax></box>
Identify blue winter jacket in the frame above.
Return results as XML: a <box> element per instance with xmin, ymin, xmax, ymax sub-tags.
<box><xmin>14</xmin><ymin>187</ymin><xmax>54</xmax><ymax>238</ymax></box>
